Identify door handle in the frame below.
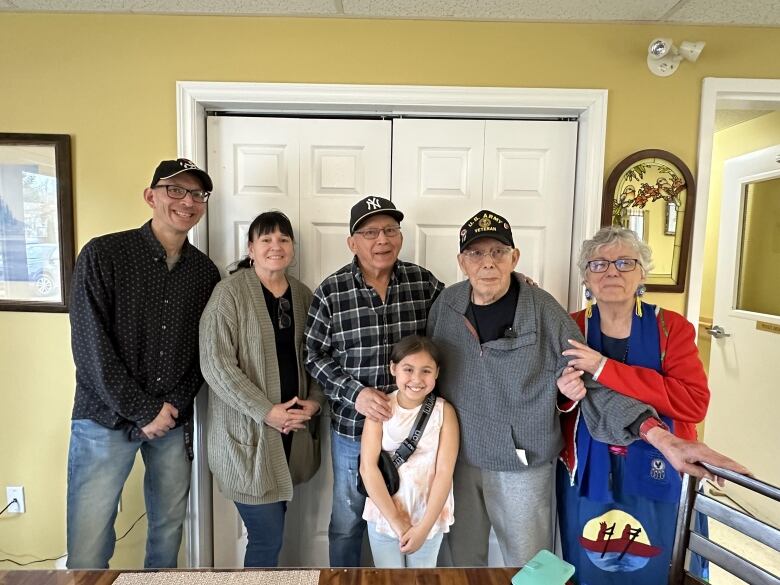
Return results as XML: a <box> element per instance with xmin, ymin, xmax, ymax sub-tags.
<box><xmin>707</xmin><ymin>325</ymin><xmax>731</xmax><ymax>339</ymax></box>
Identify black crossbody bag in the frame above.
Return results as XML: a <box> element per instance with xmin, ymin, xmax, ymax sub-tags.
<box><xmin>356</xmin><ymin>392</ymin><xmax>436</xmax><ymax>497</ymax></box>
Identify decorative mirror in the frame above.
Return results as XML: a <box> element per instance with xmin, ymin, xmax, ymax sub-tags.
<box><xmin>602</xmin><ymin>149</ymin><xmax>695</xmax><ymax>292</ymax></box>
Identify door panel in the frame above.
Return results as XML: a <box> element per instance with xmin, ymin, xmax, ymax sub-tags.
<box><xmin>207</xmin><ymin>117</ymin><xmax>301</xmax><ymax>278</ymax></box>
<box><xmin>392</xmin><ymin>119</ymin><xmax>485</xmax><ymax>285</ymax></box>
<box><xmin>299</xmin><ymin>119</ymin><xmax>392</xmax><ymax>289</ymax></box>
<box><xmin>483</xmin><ymin>120</ymin><xmax>578</xmax><ymax>305</ymax></box>
<box><xmin>207</xmin><ymin>116</ymin><xmax>391</xmax><ymax>568</ymax></box>
<box><xmin>706</xmin><ymin>144</ymin><xmax>780</xmax><ymax>527</ymax></box>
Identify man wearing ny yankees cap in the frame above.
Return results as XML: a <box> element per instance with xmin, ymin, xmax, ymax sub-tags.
<box><xmin>305</xmin><ymin>195</ymin><xmax>444</xmax><ymax>567</ymax></box>
<box><xmin>66</xmin><ymin>158</ymin><xmax>220</xmax><ymax>568</ymax></box>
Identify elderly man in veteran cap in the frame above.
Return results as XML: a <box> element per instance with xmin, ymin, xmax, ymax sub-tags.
<box><xmin>426</xmin><ymin>209</ymin><xmax>727</xmax><ymax>567</ymax></box>
<box><xmin>305</xmin><ymin>195</ymin><xmax>444</xmax><ymax>567</ymax></box>
<box><xmin>66</xmin><ymin>159</ymin><xmax>220</xmax><ymax>569</ymax></box>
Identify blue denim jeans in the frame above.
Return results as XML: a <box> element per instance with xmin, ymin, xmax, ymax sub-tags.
<box><xmin>329</xmin><ymin>430</ymin><xmax>366</xmax><ymax>567</ymax></box>
<box><xmin>367</xmin><ymin>523</ymin><xmax>444</xmax><ymax>568</ymax></box>
<box><xmin>234</xmin><ymin>501</ymin><xmax>287</xmax><ymax>567</ymax></box>
<box><xmin>66</xmin><ymin>420</ymin><xmax>191</xmax><ymax>569</ymax></box>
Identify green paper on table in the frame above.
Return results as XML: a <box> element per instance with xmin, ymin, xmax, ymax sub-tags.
<box><xmin>511</xmin><ymin>549</ymin><xmax>575</xmax><ymax>585</ymax></box>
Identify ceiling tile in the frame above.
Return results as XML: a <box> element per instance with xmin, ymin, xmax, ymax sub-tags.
<box><xmin>668</xmin><ymin>0</ymin><xmax>780</xmax><ymax>25</ymax></box>
<box><xmin>8</xmin><ymin>0</ymin><xmax>339</xmax><ymax>15</ymax></box>
<box><xmin>342</xmin><ymin>0</ymin><xmax>679</xmax><ymax>22</ymax></box>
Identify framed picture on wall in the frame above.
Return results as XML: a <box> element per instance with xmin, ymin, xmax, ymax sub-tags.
<box><xmin>0</xmin><ymin>133</ymin><xmax>74</xmax><ymax>312</ymax></box>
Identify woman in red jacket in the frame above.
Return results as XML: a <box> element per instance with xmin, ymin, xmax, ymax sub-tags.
<box><xmin>556</xmin><ymin>226</ymin><xmax>709</xmax><ymax>585</ymax></box>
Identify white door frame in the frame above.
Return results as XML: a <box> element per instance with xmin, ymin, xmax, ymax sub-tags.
<box><xmin>687</xmin><ymin>77</ymin><xmax>780</xmax><ymax>328</ymax></box>
<box><xmin>175</xmin><ymin>81</ymin><xmax>608</xmax><ymax>566</ymax></box>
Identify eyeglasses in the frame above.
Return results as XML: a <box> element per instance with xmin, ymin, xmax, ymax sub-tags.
<box><xmin>460</xmin><ymin>247</ymin><xmax>514</xmax><ymax>264</ymax></box>
<box><xmin>586</xmin><ymin>258</ymin><xmax>639</xmax><ymax>273</ymax></box>
<box><xmin>277</xmin><ymin>297</ymin><xmax>292</xmax><ymax>330</ymax></box>
<box><xmin>155</xmin><ymin>184</ymin><xmax>211</xmax><ymax>203</ymax></box>
<box><xmin>353</xmin><ymin>226</ymin><xmax>401</xmax><ymax>240</ymax></box>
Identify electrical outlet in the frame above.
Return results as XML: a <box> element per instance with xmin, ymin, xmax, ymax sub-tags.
<box><xmin>6</xmin><ymin>486</ymin><xmax>25</xmax><ymax>514</ymax></box>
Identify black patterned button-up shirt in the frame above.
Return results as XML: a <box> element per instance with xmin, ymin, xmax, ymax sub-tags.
<box><xmin>69</xmin><ymin>221</ymin><xmax>220</xmax><ymax>438</ymax></box>
<box><xmin>304</xmin><ymin>258</ymin><xmax>443</xmax><ymax>439</ymax></box>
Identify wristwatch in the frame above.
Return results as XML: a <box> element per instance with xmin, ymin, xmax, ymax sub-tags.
<box><xmin>639</xmin><ymin>416</ymin><xmax>670</xmax><ymax>442</ymax></box>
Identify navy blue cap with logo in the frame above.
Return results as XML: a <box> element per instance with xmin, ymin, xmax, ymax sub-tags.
<box><xmin>459</xmin><ymin>210</ymin><xmax>514</xmax><ymax>252</ymax></box>
<box><xmin>349</xmin><ymin>195</ymin><xmax>404</xmax><ymax>234</ymax></box>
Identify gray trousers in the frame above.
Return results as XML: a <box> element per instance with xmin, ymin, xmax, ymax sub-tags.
<box><xmin>445</xmin><ymin>459</ymin><xmax>554</xmax><ymax>567</ymax></box>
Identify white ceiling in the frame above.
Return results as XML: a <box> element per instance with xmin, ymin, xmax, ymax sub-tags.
<box><xmin>1</xmin><ymin>0</ymin><xmax>779</xmax><ymax>26</ymax></box>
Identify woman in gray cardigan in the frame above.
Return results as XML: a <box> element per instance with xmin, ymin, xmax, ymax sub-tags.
<box><xmin>200</xmin><ymin>211</ymin><xmax>324</xmax><ymax>567</ymax></box>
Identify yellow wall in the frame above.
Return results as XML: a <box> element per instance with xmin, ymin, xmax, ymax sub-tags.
<box><xmin>1</xmin><ymin>12</ymin><xmax>780</xmax><ymax>568</ymax></box>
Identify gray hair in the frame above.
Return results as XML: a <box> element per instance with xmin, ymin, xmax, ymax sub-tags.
<box><xmin>577</xmin><ymin>226</ymin><xmax>654</xmax><ymax>280</ymax></box>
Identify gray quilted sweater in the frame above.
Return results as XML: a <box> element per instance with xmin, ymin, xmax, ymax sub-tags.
<box><xmin>427</xmin><ymin>273</ymin><xmax>656</xmax><ymax>472</ymax></box>
<box><xmin>199</xmin><ymin>269</ymin><xmax>325</xmax><ymax>504</ymax></box>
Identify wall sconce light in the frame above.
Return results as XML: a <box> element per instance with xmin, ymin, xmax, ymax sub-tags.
<box><xmin>647</xmin><ymin>38</ymin><xmax>705</xmax><ymax>77</ymax></box>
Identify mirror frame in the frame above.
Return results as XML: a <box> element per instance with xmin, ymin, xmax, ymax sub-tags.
<box><xmin>601</xmin><ymin>149</ymin><xmax>696</xmax><ymax>293</ymax></box>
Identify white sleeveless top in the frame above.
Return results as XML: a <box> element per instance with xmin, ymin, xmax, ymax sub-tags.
<box><xmin>362</xmin><ymin>391</ymin><xmax>455</xmax><ymax>539</ymax></box>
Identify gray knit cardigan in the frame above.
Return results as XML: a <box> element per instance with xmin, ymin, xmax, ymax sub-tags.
<box><xmin>199</xmin><ymin>268</ymin><xmax>325</xmax><ymax>505</ymax></box>
<box><xmin>427</xmin><ymin>273</ymin><xmax>656</xmax><ymax>472</ymax></box>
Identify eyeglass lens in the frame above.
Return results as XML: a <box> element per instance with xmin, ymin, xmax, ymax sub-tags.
<box><xmin>588</xmin><ymin>259</ymin><xmax>637</xmax><ymax>272</ymax></box>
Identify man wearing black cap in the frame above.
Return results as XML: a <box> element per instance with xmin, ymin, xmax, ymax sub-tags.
<box><xmin>426</xmin><ymin>210</ymin><xmax>660</xmax><ymax>567</ymax></box>
<box><xmin>305</xmin><ymin>195</ymin><xmax>444</xmax><ymax>567</ymax></box>
<box><xmin>428</xmin><ymin>210</ymin><xmax>741</xmax><ymax>568</ymax></box>
<box><xmin>66</xmin><ymin>159</ymin><xmax>220</xmax><ymax>569</ymax></box>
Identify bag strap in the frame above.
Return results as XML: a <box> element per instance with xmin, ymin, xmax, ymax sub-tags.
<box><xmin>390</xmin><ymin>393</ymin><xmax>437</xmax><ymax>468</ymax></box>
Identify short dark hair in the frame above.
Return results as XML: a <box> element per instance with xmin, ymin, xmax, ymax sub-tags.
<box><xmin>389</xmin><ymin>335</ymin><xmax>442</xmax><ymax>368</ymax></box>
<box><xmin>231</xmin><ymin>211</ymin><xmax>295</xmax><ymax>273</ymax></box>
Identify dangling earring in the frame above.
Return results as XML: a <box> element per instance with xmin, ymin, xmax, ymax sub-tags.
<box><xmin>584</xmin><ymin>288</ymin><xmax>594</xmax><ymax>318</ymax></box>
<box><xmin>635</xmin><ymin>284</ymin><xmax>646</xmax><ymax>317</ymax></box>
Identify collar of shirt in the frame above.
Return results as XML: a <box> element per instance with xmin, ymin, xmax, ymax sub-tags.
<box><xmin>140</xmin><ymin>220</ymin><xmax>192</xmax><ymax>266</ymax></box>
<box><xmin>349</xmin><ymin>256</ymin><xmax>400</xmax><ymax>288</ymax></box>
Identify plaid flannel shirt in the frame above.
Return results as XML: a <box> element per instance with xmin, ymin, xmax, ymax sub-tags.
<box><xmin>304</xmin><ymin>257</ymin><xmax>444</xmax><ymax>438</ymax></box>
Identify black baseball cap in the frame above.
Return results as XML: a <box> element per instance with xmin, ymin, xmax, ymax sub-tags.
<box><xmin>349</xmin><ymin>196</ymin><xmax>404</xmax><ymax>234</ymax></box>
<box><xmin>459</xmin><ymin>210</ymin><xmax>514</xmax><ymax>252</ymax></box>
<box><xmin>150</xmin><ymin>158</ymin><xmax>213</xmax><ymax>192</ymax></box>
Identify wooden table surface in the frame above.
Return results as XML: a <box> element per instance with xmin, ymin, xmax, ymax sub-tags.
<box><xmin>0</xmin><ymin>568</ymin><xmax>520</xmax><ymax>585</ymax></box>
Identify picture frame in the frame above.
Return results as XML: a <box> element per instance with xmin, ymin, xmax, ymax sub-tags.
<box><xmin>0</xmin><ymin>133</ymin><xmax>74</xmax><ymax>312</ymax></box>
<box><xmin>602</xmin><ymin>149</ymin><xmax>695</xmax><ymax>293</ymax></box>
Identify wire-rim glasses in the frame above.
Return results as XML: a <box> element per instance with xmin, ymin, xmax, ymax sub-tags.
<box><xmin>353</xmin><ymin>226</ymin><xmax>401</xmax><ymax>240</ymax></box>
<box><xmin>460</xmin><ymin>247</ymin><xmax>513</xmax><ymax>264</ymax></box>
<box><xmin>586</xmin><ymin>258</ymin><xmax>639</xmax><ymax>273</ymax></box>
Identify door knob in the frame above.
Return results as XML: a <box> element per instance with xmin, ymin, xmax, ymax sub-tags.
<box><xmin>707</xmin><ymin>325</ymin><xmax>731</xmax><ymax>338</ymax></box>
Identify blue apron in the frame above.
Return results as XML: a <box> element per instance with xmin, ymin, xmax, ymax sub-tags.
<box><xmin>557</xmin><ymin>303</ymin><xmax>707</xmax><ymax>585</ymax></box>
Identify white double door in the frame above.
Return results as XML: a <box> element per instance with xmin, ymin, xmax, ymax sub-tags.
<box><xmin>205</xmin><ymin>115</ymin><xmax>578</xmax><ymax>567</ymax></box>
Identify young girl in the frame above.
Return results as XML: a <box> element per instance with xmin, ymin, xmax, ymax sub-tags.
<box><xmin>360</xmin><ymin>335</ymin><xmax>459</xmax><ymax>568</ymax></box>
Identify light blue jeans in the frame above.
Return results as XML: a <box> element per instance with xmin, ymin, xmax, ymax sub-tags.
<box><xmin>66</xmin><ymin>420</ymin><xmax>191</xmax><ymax>569</ymax></box>
<box><xmin>329</xmin><ymin>430</ymin><xmax>366</xmax><ymax>567</ymax></box>
<box><xmin>367</xmin><ymin>523</ymin><xmax>444</xmax><ymax>568</ymax></box>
